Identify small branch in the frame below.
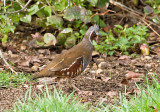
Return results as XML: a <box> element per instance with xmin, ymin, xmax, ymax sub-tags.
<box><xmin>91</xmin><ymin>10</ymin><xmax>115</xmax><ymax>18</ymax></box>
<box><xmin>4</xmin><ymin>0</ymin><xmax>7</xmax><ymax>25</ymax></box>
<box><xmin>15</xmin><ymin>0</ymin><xmax>24</xmax><ymax>8</ymax></box>
<box><xmin>0</xmin><ymin>50</ymin><xmax>18</xmax><ymax>75</ymax></box>
<box><xmin>142</xmin><ymin>19</ymin><xmax>160</xmax><ymax>37</ymax></box>
<box><xmin>0</xmin><ymin>0</ymin><xmax>32</xmax><ymax>15</ymax></box>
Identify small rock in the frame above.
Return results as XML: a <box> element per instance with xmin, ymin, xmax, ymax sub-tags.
<box><xmin>90</xmin><ymin>70</ymin><xmax>96</xmax><ymax>75</ymax></box>
<box><xmin>94</xmin><ymin>58</ymin><xmax>105</xmax><ymax>64</ymax></box>
<box><xmin>36</xmin><ymin>84</ymin><xmax>44</xmax><ymax>89</ymax></box>
<box><xmin>23</xmin><ymin>84</ymin><xmax>29</xmax><ymax>88</ymax></box>
<box><xmin>39</xmin><ymin>54</ymin><xmax>44</xmax><ymax>58</ymax></box>
<box><xmin>38</xmin><ymin>49</ymin><xmax>46</xmax><ymax>54</ymax></box>
<box><xmin>135</xmin><ymin>69</ymin><xmax>139</xmax><ymax>72</ymax></box>
<box><xmin>20</xmin><ymin>45</ymin><xmax>27</xmax><ymax>51</ymax></box>
<box><xmin>96</xmin><ymin>69</ymin><xmax>103</xmax><ymax>74</ymax></box>
<box><xmin>38</xmin><ymin>77</ymin><xmax>56</xmax><ymax>85</ymax></box>
<box><xmin>144</xmin><ymin>64</ymin><xmax>151</xmax><ymax>69</ymax></box>
<box><xmin>92</xmin><ymin>63</ymin><xmax>97</xmax><ymax>70</ymax></box>
<box><xmin>31</xmin><ymin>65</ymin><xmax>38</xmax><ymax>71</ymax></box>
<box><xmin>144</xmin><ymin>56</ymin><xmax>152</xmax><ymax>60</ymax></box>
<box><xmin>84</xmin><ymin>68</ymin><xmax>90</xmax><ymax>73</ymax></box>
<box><xmin>98</xmin><ymin>62</ymin><xmax>107</xmax><ymax>69</ymax></box>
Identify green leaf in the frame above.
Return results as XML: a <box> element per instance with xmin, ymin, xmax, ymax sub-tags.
<box><xmin>43</xmin><ymin>33</ymin><xmax>57</xmax><ymax>46</ymax></box>
<box><xmin>87</xmin><ymin>0</ymin><xmax>98</xmax><ymax>6</ymax></box>
<box><xmin>91</xmin><ymin>15</ymin><xmax>106</xmax><ymax>27</ymax></box>
<box><xmin>97</xmin><ymin>0</ymin><xmax>108</xmax><ymax>8</ymax></box>
<box><xmin>108</xmin><ymin>51</ymin><xmax>114</xmax><ymax>56</ymax></box>
<box><xmin>61</xmin><ymin>28</ymin><xmax>73</xmax><ymax>33</ymax></box>
<box><xmin>20</xmin><ymin>15</ymin><xmax>31</xmax><ymax>23</ymax></box>
<box><xmin>44</xmin><ymin>6</ymin><xmax>52</xmax><ymax>17</ymax></box>
<box><xmin>54</xmin><ymin>0</ymin><xmax>67</xmax><ymax>11</ymax></box>
<box><xmin>9</xmin><ymin>26</ymin><xmax>16</xmax><ymax>33</ymax></box>
<box><xmin>64</xmin><ymin>34</ymin><xmax>76</xmax><ymax>48</ymax></box>
<box><xmin>46</xmin><ymin>16</ymin><xmax>63</xmax><ymax>29</ymax></box>
<box><xmin>28</xmin><ymin>4</ymin><xmax>39</xmax><ymax>15</ymax></box>
<box><xmin>99</xmin><ymin>30</ymin><xmax>107</xmax><ymax>36</ymax></box>
<box><xmin>64</xmin><ymin>6</ymin><xmax>91</xmax><ymax>23</ymax></box>
<box><xmin>115</xmin><ymin>25</ymin><xmax>123</xmax><ymax>30</ymax></box>
<box><xmin>2</xmin><ymin>34</ymin><xmax>8</xmax><ymax>43</ymax></box>
<box><xmin>92</xmin><ymin>40</ymin><xmax>97</xmax><ymax>46</ymax></box>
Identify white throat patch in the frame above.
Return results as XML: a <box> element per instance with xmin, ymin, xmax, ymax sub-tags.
<box><xmin>89</xmin><ymin>31</ymin><xmax>94</xmax><ymax>44</ymax></box>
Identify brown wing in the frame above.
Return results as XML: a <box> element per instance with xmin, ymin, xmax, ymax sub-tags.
<box><xmin>50</xmin><ymin>56</ymin><xmax>84</xmax><ymax>78</ymax></box>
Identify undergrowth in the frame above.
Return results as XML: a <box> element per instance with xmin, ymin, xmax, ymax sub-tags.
<box><xmin>0</xmin><ymin>71</ymin><xmax>31</xmax><ymax>88</ymax></box>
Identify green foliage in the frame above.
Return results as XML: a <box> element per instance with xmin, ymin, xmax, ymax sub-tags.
<box><xmin>0</xmin><ymin>71</ymin><xmax>31</xmax><ymax>88</ymax></box>
<box><xmin>11</xmin><ymin>86</ymin><xmax>89</xmax><ymax>112</ymax></box>
<box><xmin>145</xmin><ymin>0</ymin><xmax>160</xmax><ymax>24</ymax></box>
<box><xmin>0</xmin><ymin>0</ymin><xmax>108</xmax><ymax>46</ymax></box>
<box><xmin>93</xmin><ymin>25</ymin><xmax>149</xmax><ymax>55</ymax></box>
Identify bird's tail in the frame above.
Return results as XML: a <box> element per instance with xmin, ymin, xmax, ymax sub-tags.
<box><xmin>32</xmin><ymin>70</ymin><xmax>54</xmax><ymax>80</ymax></box>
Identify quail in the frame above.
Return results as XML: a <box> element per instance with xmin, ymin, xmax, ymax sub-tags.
<box><xmin>33</xmin><ymin>25</ymin><xmax>100</xmax><ymax>91</ymax></box>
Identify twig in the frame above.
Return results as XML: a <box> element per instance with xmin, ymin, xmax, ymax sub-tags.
<box><xmin>91</xmin><ymin>10</ymin><xmax>115</xmax><ymax>18</ymax></box>
<box><xmin>15</xmin><ymin>0</ymin><xmax>24</xmax><ymax>8</ymax></box>
<box><xmin>0</xmin><ymin>0</ymin><xmax>32</xmax><ymax>15</ymax></box>
<box><xmin>142</xmin><ymin>19</ymin><xmax>160</xmax><ymax>37</ymax></box>
<box><xmin>0</xmin><ymin>50</ymin><xmax>18</xmax><ymax>75</ymax></box>
<box><xmin>4</xmin><ymin>0</ymin><xmax>7</xmax><ymax>25</ymax></box>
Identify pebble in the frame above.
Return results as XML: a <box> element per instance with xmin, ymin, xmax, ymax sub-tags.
<box><xmin>135</xmin><ymin>69</ymin><xmax>139</xmax><ymax>72</ymax></box>
<box><xmin>96</xmin><ymin>69</ymin><xmax>103</xmax><ymax>74</ymax></box>
<box><xmin>31</xmin><ymin>65</ymin><xmax>38</xmax><ymax>71</ymax></box>
<box><xmin>36</xmin><ymin>84</ymin><xmax>44</xmax><ymax>89</ymax></box>
<box><xmin>144</xmin><ymin>56</ymin><xmax>152</xmax><ymax>60</ymax></box>
<box><xmin>20</xmin><ymin>45</ymin><xmax>27</xmax><ymax>51</ymax></box>
<box><xmin>92</xmin><ymin>63</ymin><xmax>97</xmax><ymax>70</ymax></box>
<box><xmin>98</xmin><ymin>62</ymin><xmax>107</xmax><ymax>69</ymax></box>
<box><xmin>90</xmin><ymin>70</ymin><xmax>96</xmax><ymax>75</ymax></box>
<box><xmin>144</xmin><ymin>64</ymin><xmax>151</xmax><ymax>69</ymax></box>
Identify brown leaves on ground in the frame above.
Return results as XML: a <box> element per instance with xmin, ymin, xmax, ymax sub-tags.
<box><xmin>125</xmin><ymin>71</ymin><xmax>144</xmax><ymax>80</ymax></box>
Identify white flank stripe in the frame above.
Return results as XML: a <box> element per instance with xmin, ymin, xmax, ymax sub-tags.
<box><xmin>89</xmin><ymin>31</ymin><xmax>94</xmax><ymax>44</ymax></box>
<box><xmin>49</xmin><ymin>58</ymin><xmax>64</xmax><ymax>71</ymax></box>
<box><xmin>61</xmin><ymin>56</ymin><xmax>82</xmax><ymax>71</ymax></box>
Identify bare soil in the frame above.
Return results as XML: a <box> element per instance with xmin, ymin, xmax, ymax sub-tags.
<box><xmin>1</xmin><ymin>49</ymin><xmax>160</xmax><ymax>111</ymax></box>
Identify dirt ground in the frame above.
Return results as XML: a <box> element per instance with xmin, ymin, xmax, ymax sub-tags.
<box><xmin>1</xmin><ymin>48</ymin><xmax>160</xmax><ymax>111</ymax></box>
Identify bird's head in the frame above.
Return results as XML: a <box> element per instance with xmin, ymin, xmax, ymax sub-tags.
<box><xmin>84</xmin><ymin>25</ymin><xmax>100</xmax><ymax>44</ymax></box>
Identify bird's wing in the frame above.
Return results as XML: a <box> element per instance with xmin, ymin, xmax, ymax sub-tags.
<box><xmin>48</xmin><ymin>56</ymin><xmax>84</xmax><ymax>72</ymax></box>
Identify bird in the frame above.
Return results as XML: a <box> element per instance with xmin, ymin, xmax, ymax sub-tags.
<box><xmin>32</xmin><ymin>25</ymin><xmax>100</xmax><ymax>91</ymax></box>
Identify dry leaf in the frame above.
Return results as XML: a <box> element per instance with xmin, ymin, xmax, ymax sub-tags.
<box><xmin>126</xmin><ymin>71</ymin><xmax>144</xmax><ymax>80</ymax></box>
<box><xmin>106</xmin><ymin>91</ymin><xmax>118</xmax><ymax>98</ymax></box>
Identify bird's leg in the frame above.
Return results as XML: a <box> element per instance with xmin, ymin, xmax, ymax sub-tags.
<box><xmin>67</xmin><ymin>78</ymin><xmax>80</xmax><ymax>92</ymax></box>
<box><xmin>56</xmin><ymin>77</ymin><xmax>62</xmax><ymax>90</ymax></box>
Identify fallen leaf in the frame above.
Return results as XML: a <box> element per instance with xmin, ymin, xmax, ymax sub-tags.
<box><xmin>102</xmin><ymin>77</ymin><xmax>111</xmax><ymax>82</ymax></box>
<box><xmin>119</xmin><ymin>55</ymin><xmax>130</xmax><ymax>60</ymax></box>
<box><xmin>106</xmin><ymin>91</ymin><xmax>118</xmax><ymax>98</ymax></box>
<box><xmin>149</xmin><ymin>106</ymin><xmax>158</xmax><ymax>112</ymax></box>
<box><xmin>121</xmin><ymin>79</ymin><xmax>129</xmax><ymax>85</ymax></box>
<box><xmin>126</xmin><ymin>71</ymin><xmax>144</xmax><ymax>80</ymax></box>
<box><xmin>78</xmin><ymin>91</ymin><xmax>92</xmax><ymax>96</ymax></box>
